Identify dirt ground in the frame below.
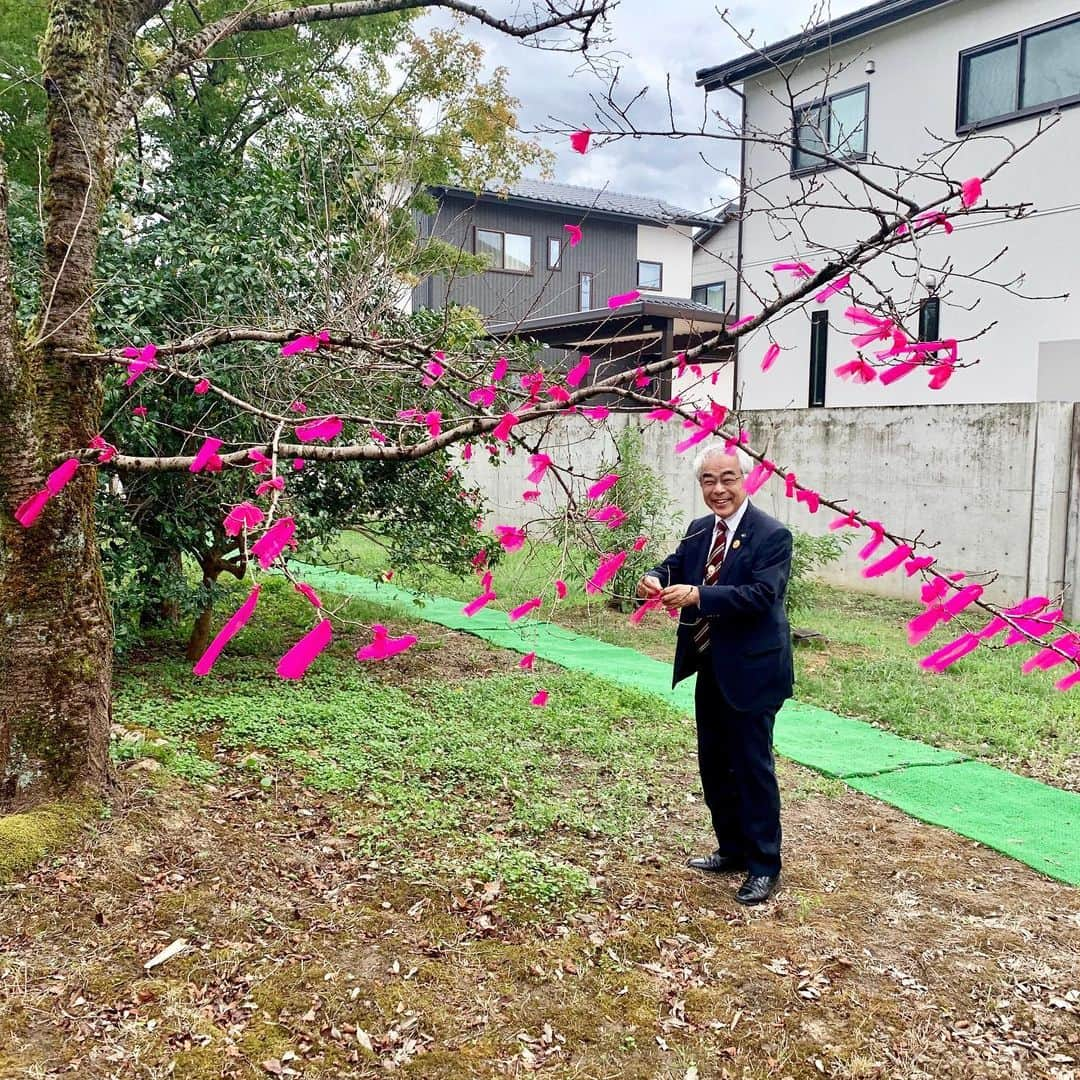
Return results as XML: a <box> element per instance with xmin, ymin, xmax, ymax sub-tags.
<box><xmin>1</xmin><ymin>627</ymin><xmax>1078</xmax><ymax>1079</ymax></box>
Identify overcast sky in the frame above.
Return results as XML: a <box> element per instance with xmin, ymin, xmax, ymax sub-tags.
<box><xmin>419</xmin><ymin>0</ymin><xmax>868</xmax><ymax>215</ymax></box>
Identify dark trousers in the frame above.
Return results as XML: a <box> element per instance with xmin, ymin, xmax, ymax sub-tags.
<box><xmin>694</xmin><ymin>664</ymin><xmax>782</xmax><ymax>876</ymax></box>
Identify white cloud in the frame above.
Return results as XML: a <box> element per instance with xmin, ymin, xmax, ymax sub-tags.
<box><xmin>418</xmin><ymin>0</ymin><xmax>868</xmax><ymax>210</ymax></box>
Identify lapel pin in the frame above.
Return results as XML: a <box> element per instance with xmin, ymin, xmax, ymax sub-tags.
<box><xmin>732</xmin><ymin>539</ymin><xmax>741</xmax><ymax>550</ymax></box>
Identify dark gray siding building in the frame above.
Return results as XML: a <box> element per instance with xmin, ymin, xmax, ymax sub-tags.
<box><xmin>414</xmin><ymin>179</ymin><xmax>714</xmax><ymax>323</ymax></box>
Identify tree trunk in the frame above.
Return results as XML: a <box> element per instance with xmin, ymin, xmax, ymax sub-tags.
<box><xmin>186</xmin><ymin>571</ymin><xmax>220</xmax><ymax>664</ymax></box>
<box><xmin>0</xmin><ymin>1</ymin><xmax>127</xmax><ymax>806</ymax></box>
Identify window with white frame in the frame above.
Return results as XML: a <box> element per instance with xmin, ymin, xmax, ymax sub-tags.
<box><xmin>475</xmin><ymin>228</ymin><xmax>532</xmax><ymax>273</ymax></box>
<box><xmin>637</xmin><ymin>260</ymin><xmax>663</xmax><ymax>290</ymax></box>
<box><xmin>578</xmin><ymin>272</ymin><xmax>593</xmax><ymax>311</ymax></box>
<box><xmin>792</xmin><ymin>85</ymin><xmax>868</xmax><ymax>173</ymax></box>
<box><xmin>958</xmin><ymin>14</ymin><xmax>1080</xmax><ymax>130</ymax></box>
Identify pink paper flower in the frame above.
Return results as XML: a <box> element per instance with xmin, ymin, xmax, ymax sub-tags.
<box><xmin>46</xmin><ymin>457</ymin><xmax>80</xmax><ymax>494</ymax></box>
<box><xmin>462</xmin><ymin>442</ymin><xmax>473</xmax><ymax>461</ymax></box>
<box><xmin>508</xmin><ymin>596</ymin><xmax>543</xmax><ymax>622</ymax></box>
<box><xmin>193</xmin><ymin>378</ymin><xmax>211</xmax><ymax>395</ymax></box>
<box><xmin>90</xmin><ymin>435</ymin><xmax>117</xmax><ymax>464</ymax></box>
<box><xmin>424</xmin><ymin>410</ymin><xmax>442</xmax><ymax>438</ymax></box>
<box><xmin>566</xmin><ymin>354</ymin><xmax>591</xmax><ymax>387</ymax></box>
<box><xmin>193</xmin><ymin>585</ymin><xmax>260</xmax><ymax>676</ymax></box>
<box><xmin>743</xmin><ymin>461</ymin><xmax>776</xmax><ymax>496</ymax></box>
<box><xmin>522</xmin><ymin>489</ymin><xmax>541</xmax><ymax>502</ymax></box>
<box><xmin>223</xmin><ymin>501</ymin><xmax>265</xmax><ymax>537</ymax></box>
<box><xmin>879</xmin><ymin>360</ymin><xmax>920</xmax><ymax>386</ymax></box>
<box><xmin>422</xmin><ymin>359</ymin><xmax>445</xmax><ymax>387</ymax></box>
<box><xmin>123</xmin><ymin>343</ymin><xmax>158</xmax><ymax>385</ymax></box>
<box><xmin>189</xmin><ymin>437</ymin><xmax>224</xmax><ymax>474</ymax></box>
<box><xmin>470</xmin><ymin>385</ymin><xmax>497</xmax><ymax>407</ymax></box>
<box><xmin>586</xmin><ymin>551</ymin><xmax>627</xmax><ymax>594</ymax></box>
<box><xmin>251</xmin><ymin>516</ymin><xmax>297</xmax><ymax>569</ymax></box>
<box><xmin>527</xmin><ymin>453</ymin><xmax>553</xmax><ymax>485</ymax></box>
<box><xmin>132</xmin><ymin>406</ymin><xmax>148</xmax><ymax>417</ymax></box>
<box><xmin>495</xmin><ymin>525</ymin><xmax>526</xmax><ymax>552</ymax></box>
<box><xmin>904</xmin><ymin>555</ymin><xmax>935</xmax><ymax>576</ymax></box>
<box><xmin>582</xmin><ymin>406</ymin><xmax>609</xmax><ymax>420</ymax></box>
<box><xmin>570</xmin><ymin>129</ymin><xmax>591</xmax><ymax>154</ymax></box>
<box><xmin>564</xmin><ymin>224</ymin><xmax>583</xmax><ymax>246</ymax></box>
<box><xmin>834</xmin><ymin>359</ymin><xmax>877</xmax><ymax>384</ymax></box>
<box><xmin>590</xmin><ymin>505</ymin><xmax>627</xmax><ymax>529</ymax></box>
<box><xmin>492</xmin><ymin>356</ymin><xmax>509</xmax><ymax>382</ymax></box>
<box><xmin>630</xmin><ymin>596</ymin><xmax>663</xmax><ymax>625</ymax></box>
<box><xmin>519</xmin><ymin>652</ymin><xmax>536</xmax><ymax>670</ymax></box>
<box><xmin>256</xmin><ymin>476</ymin><xmax>285</xmax><ymax>496</ymax></box>
<box><xmin>281</xmin><ymin>330</ymin><xmax>330</xmax><ymax>357</ymax></box>
<box><xmin>355</xmin><ymin>624</ymin><xmax>417</xmax><ymax>661</ymax></box>
<box><xmin>796</xmin><ymin>488</ymin><xmax>820</xmax><ymax>513</ymax></box>
<box><xmin>761</xmin><ymin>343</ymin><xmax>781</xmax><ymax>372</ymax></box>
<box><xmin>248</xmin><ymin>449</ymin><xmax>272</xmax><ymax>474</ymax></box>
<box><xmin>295</xmin><ymin>416</ymin><xmax>343</xmax><ymax>443</ymax></box>
<box><xmin>531</xmin><ymin>689</ymin><xmax>549</xmax><ymax>707</ymax></box>
<box><xmin>862</xmin><ymin>544</ymin><xmax>913</xmax><ymax>578</ymax></box>
<box><xmin>587</xmin><ymin>474</ymin><xmax>619</xmax><ymax>499</ymax></box>
<box><xmin>607</xmin><ymin>290</ymin><xmax>641</xmax><ymax>309</ymax></box>
<box><xmin>772</xmin><ymin>261</ymin><xmax>814</xmax><ymax>278</ymax></box>
<box><xmin>370</xmin><ymin>427</ymin><xmax>387</xmax><ymax>444</ymax></box>
<box><xmin>920</xmin><ymin>632</ymin><xmax>980</xmax><ymax>672</ymax></box>
<box><xmin>829</xmin><ymin>510</ymin><xmax>860</xmax><ymax>530</ymax></box>
<box><xmin>632</xmin><ymin>536</ymin><xmax>649</xmax><ymax>552</ymax></box>
<box><xmin>463</xmin><ymin>590</ymin><xmax>496</xmax><ymax>617</ymax></box>
<box><xmin>961</xmin><ymin>176</ymin><xmax>983</xmax><ymax>207</ymax></box>
<box><xmin>14</xmin><ymin>489</ymin><xmax>50</xmax><ymax>528</ymax></box>
<box><xmin>814</xmin><ymin>275</ymin><xmax>850</xmax><ymax>302</ymax></box>
<box><xmin>555</xmin><ymin>579</ymin><xmax>568</xmax><ymax>599</ymax></box>
<box><xmin>294</xmin><ymin>582</ymin><xmax>323</xmax><ymax>608</ymax></box>
<box><xmin>493</xmin><ymin>412</ymin><xmax>519</xmax><ymax>442</ymax></box>
<box><xmin>277</xmin><ymin>619</ymin><xmax>333</xmax><ymax>680</ymax></box>
<box><xmin>928</xmin><ymin>360</ymin><xmax>955</xmax><ymax>390</ymax></box>
<box><xmin>728</xmin><ymin>313</ymin><xmax>756</xmax><ymax>330</ymax></box>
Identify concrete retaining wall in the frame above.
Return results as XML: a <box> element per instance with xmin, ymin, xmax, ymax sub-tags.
<box><xmin>460</xmin><ymin>402</ymin><xmax>1079</xmax><ymax>616</ymax></box>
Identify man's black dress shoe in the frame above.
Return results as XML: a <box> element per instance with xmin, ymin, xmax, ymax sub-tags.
<box><xmin>686</xmin><ymin>851</ymin><xmax>747</xmax><ymax>873</ymax></box>
<box><xmin>735</xmin><ymin>873</ymin><xmax>780</xmax><ymax>905</ymax></box>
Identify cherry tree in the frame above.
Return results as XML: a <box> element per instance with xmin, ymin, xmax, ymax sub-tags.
<box><xmin>2</xmin><ymin>1</ymin><xmax>1077</xmax><ymax>811</ymax></box>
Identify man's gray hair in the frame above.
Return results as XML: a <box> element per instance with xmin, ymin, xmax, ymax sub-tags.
<box><xmin>692</xmin><ymin>441</ymin><xmax>755</xmax><ymax>480</ymax></box>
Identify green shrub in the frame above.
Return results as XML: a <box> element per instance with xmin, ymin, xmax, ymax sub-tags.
<box><xmin>786</xmin><ymin>527</ymin><xmax>848</xmax><ymax>617</ymax></box>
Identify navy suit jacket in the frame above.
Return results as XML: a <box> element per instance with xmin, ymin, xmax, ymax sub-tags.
<box><xmin>650</xmin><ymin>502</ymin><xmax>794</xmax><ymax>714</ymax></box>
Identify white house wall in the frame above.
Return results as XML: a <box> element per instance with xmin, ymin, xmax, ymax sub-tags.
<box><xmin>636</xmin><ymin>224</ymin><xmax>694</xmax><ymax>297</ymax></box>
<box><xmin>732</xmin><ymin>0</ymin><xmax>1080</xmax><ymax>410</ymax></box>
<box><xmin>691</xmin><ymin>218</ymin><xmax>739</xmax><ymax>304</ymax></box>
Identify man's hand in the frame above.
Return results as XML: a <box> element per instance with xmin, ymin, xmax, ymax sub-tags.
<box><xmin>661</xmin><ymin>584</ymin><xmax>699</xmax><ymax>609</ymax></box>
<box><xmin>637</xmin><ymin>574</ymin><xmax>662</xmax><ymax>599</ymax></box>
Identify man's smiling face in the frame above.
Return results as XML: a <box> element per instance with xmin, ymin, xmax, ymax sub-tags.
<box><xmin>698</xmin><ymin>452</ymin><xmax>747</xmax><ymax>520</ymax></box>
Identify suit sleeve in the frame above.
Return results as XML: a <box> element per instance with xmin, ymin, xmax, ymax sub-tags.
<box><xmin>696</xmin><ymin>527</ymin><xmax>793</xmax><ymax>618</ymax></box>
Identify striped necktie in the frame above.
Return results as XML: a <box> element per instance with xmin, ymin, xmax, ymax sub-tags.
<box><xmin>693</xmin><ymin>519</ymin><xmax>728</xmax><ymax>654</ymax></box>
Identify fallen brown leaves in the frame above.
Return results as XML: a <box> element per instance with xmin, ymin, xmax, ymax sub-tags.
<box><xmin>1</xmin><ymin>750</ymin><xmax>1079</xmax><ymax>1078</ymax></box>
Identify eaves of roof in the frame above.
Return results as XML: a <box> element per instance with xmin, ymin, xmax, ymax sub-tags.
<box><xmin>695</xmin><ymin>0</ymin><xmax>958</xmax><ymax>91</ymax></box>
<box><xmin>432</xmin><ymin>186</ymin><xmax>717</xmax><ymax>229</ymax></box>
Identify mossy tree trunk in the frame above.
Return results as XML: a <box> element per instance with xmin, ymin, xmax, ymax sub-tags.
<box><xmin>0</xmin><ymin>0</ymin><xmax>133</xmax><ymax>805</ymax></box>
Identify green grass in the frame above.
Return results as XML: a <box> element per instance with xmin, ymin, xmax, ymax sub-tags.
<box><xmin>792</xmin><ymin>589</ymin><xmax>1079</xmax><ymax>784</ymax></box>
<box><xmin>317</xmin><ymin>532</ymin><xmax>1079</xmax><ymax>786</ymax></box>
<box><xmin>114</xmin><ymin>575</ymin><xmax>691</xmax><ymax>906</ymax></box>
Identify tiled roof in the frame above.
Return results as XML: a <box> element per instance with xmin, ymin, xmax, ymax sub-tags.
<box><xmin>435</xmin><ymin>178</ymin><xmax>721</xmax><ymax>227</ymax></box>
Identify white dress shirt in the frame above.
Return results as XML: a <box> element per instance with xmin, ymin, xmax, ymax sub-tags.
<box><xmin>710</xmin><ymin>498</ymin><xmax>750</xmax><ymax>565</ymax></box>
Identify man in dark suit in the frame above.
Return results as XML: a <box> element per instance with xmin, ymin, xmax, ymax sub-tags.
<box><xmin>637</xmin><ymin>446</ymin><xmax>793</xmax><ymax>905</ymax></box>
